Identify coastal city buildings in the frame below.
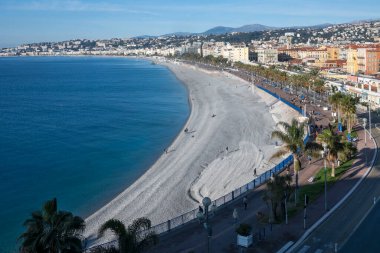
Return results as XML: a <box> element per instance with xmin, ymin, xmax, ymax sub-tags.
<box><xmin>1</xmin><ymin>20</ymin><xmax>380</xmax><ymax>106</ymax></box>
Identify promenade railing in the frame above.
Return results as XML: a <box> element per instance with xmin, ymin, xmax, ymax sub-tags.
<box><xmin>86</xmin><ymin>63</ymin><xmax>310</xmax><ymax>251</ymax></box>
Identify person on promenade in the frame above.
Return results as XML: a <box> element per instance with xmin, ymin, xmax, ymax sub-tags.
<box><xmin>254</xmin><ymin>168</ymin><xmax>257</xmax><ymax>177</ymax></box>
<box><xmin>243</xmin><ymin>196</ymin><xmax>248</xmax><ymax>210</ymax></box>
<box><xmin>233</xmin><ymin>208</ymin><xmax>238</xmax><ymax>227</ymax></box>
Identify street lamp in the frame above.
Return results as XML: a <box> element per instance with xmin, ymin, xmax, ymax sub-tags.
<box><xmin>363</xmin><ymin>118</ymin><xmax>368</xmax><ymax>165</ymax></box>
<box><xmin>362</xmin><ymin>91</ymin><xmax>371</xmax><ymax>138</ymax></box>
<box><xmin>197</xmin><ymin>197</ymin><xmax>212</xmax><ymax>253</ymax></box>
<box><xmin>369</xmin><ymin>101</ymin><xmax>372</xmax><ymax>138</ymax></box>
<box><xmin>322</xmin><ymin>142</ymin><xmax>328</xmax><ymax>211</ymax></box>
<box><xmin>363</xmin><ymin>118</ymin><xmax>367</xmax><ymax>145</ymax></box>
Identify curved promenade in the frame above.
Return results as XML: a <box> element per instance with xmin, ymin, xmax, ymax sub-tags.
<box><xmin>145</xmin><ymin>65</ymin><xmax>377</xmax><ymax>253</ymax></box>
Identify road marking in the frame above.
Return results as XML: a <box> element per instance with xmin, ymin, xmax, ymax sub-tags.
<box><xmin>277</xmin><ymin>241</ymin><xmax>295</xmax><ymax>253</ymax></box>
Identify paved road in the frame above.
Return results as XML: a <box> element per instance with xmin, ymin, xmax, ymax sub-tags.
<box><xmin>340</xmin><ymin>200</ymin><xmax>380</xmax><ymax>253</ymax></box>
<box><xmin>288</xmin><ymin>122</ymin><xmax>380</xmax><ymax>253</ymax></box>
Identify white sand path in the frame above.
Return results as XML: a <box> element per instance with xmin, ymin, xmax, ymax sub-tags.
<box><xmin>84</xmin><ymin>61</ymin><xmax>299</xmax><ymax>245</ymax></box>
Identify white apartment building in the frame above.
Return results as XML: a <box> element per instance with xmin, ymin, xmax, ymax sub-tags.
<box><xmin>222</xmin><ymin>44</ymin><xmax>249</xmax><ymax>63</ymax></box>
<box><xmin>255</xmin><ymin>48</ymin><xmax>278</xmax><ymax>64</ymax></box>
<box><xmin>202</xmin><ymin>42</ymin><xmax>249</xmax><ymax>62</ymax></box>
<box><xmin>181</xmin><ymin>42</ymin><xmax>202</xmax><ymax>55</ymax></box>
<box><xmin>202</xmin><ymin>42</ymin><xmax>224</xmax><ymax>58</ymax></box>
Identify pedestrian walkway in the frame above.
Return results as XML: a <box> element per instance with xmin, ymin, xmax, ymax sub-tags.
<box><xmin>148</xmin><ymin>126</ymin><xmax>375</xmax><ymax>253</ymax></box>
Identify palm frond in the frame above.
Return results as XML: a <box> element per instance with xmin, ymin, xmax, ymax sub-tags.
<box><xmin>305</xmin><ymin>142</ymin><xmax>323</xmax><ymax>157</ymax></box>
<box><xmin>271</xmin><ymin>130</ymin><xmax>291</xmax><ymax>144</ymax></box>
<box><xmin>128</xmin><ymin>217</ymin><xmax>152</xmax><ymax>235</ymax></box>
<box><xmin>270</xmin><ymin>149</ymin><xmax>289</xmax><ymax>159</ymax></box>
<box><xmin>98</xmin><ymin>219</ymin><xmax>127</xmax><ymax>238</ymax></box>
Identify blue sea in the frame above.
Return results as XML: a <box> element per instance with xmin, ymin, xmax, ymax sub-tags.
<box><xmin>0</xmin><ymin>56</ymin><xmax>189</xmax><ymax>252</ymax></box>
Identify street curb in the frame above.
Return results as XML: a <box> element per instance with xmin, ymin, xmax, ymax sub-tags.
<box><xmin>286</xmin><ymin>128</ymin><xmax>378</xmax><ymax>253</ymax></box>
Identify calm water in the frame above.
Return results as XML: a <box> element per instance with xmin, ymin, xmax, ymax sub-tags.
<box><xmin>0</xmin><ymin>57</ymin><xmax>189</xmax><ymax>252</ymax></box>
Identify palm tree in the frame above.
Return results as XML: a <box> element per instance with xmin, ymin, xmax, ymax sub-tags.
<box><xmin>263</xmin><ymin>174</ymin><xmax>292</xmax><ymax>222</ymax></box>
<box><xmin>341</xmin><ymin>95</ymin><xmax>357</xmax><ymax>134</ymax></box>
<box><xmin>271</xmin><ymin>119</ymin><xmax>321</xmax><ymax>202</ymax></box>
<box><xmin>328</xmin><ymin>92</ymin><xmax>358</xmax><ymax>134</ymax></box>
<box><xmin>271</xmin><ymin>119</ymin><xmax>306</xmax><ymax>190</ymax></box>
<box><xmin>339</xmin><ymin>141</ymin><xmax>357</xmax><ymax>163</ymax></box>
<box><xmin>19</xmin><ymin>198</ymin><xmax>85</xmax><ymax>253</ymax></box>
<box><xmin>317</xmin><ymin>128</ymin><xmax>344</xmax><ymax>177</ymax></box>
<box><xmin>98</xmin><ymin>218</ymin><xmax>158</xmax><ymax>253</ymax></box>
<box><xmin>329</xmin><ymin>92</ymin><xmax>345</xmax><ymax>125</ymax></box>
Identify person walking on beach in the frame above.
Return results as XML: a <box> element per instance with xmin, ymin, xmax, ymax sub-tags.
<box><xmin>254</xmin><ymin>168</ymin><xmax>257</xmax><ymax>177</ymax></box>
<box><xmin>243</xmin><ymin>196</ymin><xmax>248</xmax><ymax>210</ymax></box>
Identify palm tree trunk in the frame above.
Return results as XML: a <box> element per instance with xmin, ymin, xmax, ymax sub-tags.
<box><xmin>273</xmin><ymin>202</ymin><xmax>278</xmax><ymax>221</ymax></box>
<box><xmin>331</xmin><ymin>162</ymin><xmax>336</xmax><ymax>177</ymax></box>
<box><xmin>119</xmin><ymin>238</ymin><xmax>127</xmax><ymax>253</ymax></box>
<box><xmin>293</xmin><ymin>156</ymin><xmax>301</xmax><ymax>189</ymax></box>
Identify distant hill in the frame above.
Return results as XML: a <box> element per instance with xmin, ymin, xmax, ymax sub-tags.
<box><xmin>132</xmin><ymin>35</ymin><xmax>157</xmax><ymax>39</ymax></box>
<box><xmin>288</xmin><ymin>23</ymin><xmax>332</xmax><ymax>29</ymax></box>
<box><xmin>202</xmin><ymin>26</ymin><xmax>234</xmax><ymax>35</ymax></box>
<box><xmin>202</xmin><ymin>24</ymin><xmax>274</xmax><ymax>35</ymax></box>
<box><xmin>232</xmin><ymin>24</ymin><xmax>275</xmax><ymax>33</ymax></box>
<box><xmin>162</xmin><ymin>32</ymin><xmax>193</xmax><ymax>37</ymax></box>
<box><xmin>133</xmin><ymin>22</ymin><xmax>337</xmax><ymax>38</ymax></box>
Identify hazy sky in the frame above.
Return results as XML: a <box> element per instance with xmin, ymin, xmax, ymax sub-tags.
<box><xmin>1</xmin><ymin>0</ymin><xmax>379</xmax><ymax>47</ymax></box>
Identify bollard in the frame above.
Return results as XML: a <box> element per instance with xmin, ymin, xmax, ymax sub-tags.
<box><xmin>232</xmin><ymin>191</ymin><xmax>235</xmax><ymax>200</ymax></box>
<box><xmin>335</xmin><ymin>242</ymin><xmax>338</xmax><ymax>252</ymax></box>
<box><xmin>167</xmin><ymin>220</ymin><xmax>171</xmax><ymax>232</ymax></box>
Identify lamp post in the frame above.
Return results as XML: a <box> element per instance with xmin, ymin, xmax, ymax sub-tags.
<box><xmin>269</xmin><ymin>175</ymin><xmax>275</xmax><ymax>231</ymax></box>
<box><xmin>363</xmin><ymin>118</ymin><xmax>367</xmax><ymax>145</ymax></box>
<box><xmin>197</xmin><ymin>197</ymin><xmax>212</xmax><ymax>253</ymax></box>
<box><xmin>284</xmin><ymin>191</ymin><xmax>288</xmax><ymax>225</ymax></box>
<box><xmin>322</xmin><ymin>143</ymin><xmax>328</xmax><ymax>211</ymax></box>
<box><xmin>368</xmin><ymin>102</ymin><xmax>372</xmax><ymax>138</ymax></box>
<box><xmin>363</xmin><ymin>118</ymin><xmax>367</xmax><ymax>165</ymax></box>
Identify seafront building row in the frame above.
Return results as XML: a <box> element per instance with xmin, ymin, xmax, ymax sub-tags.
<box><xmin>1</xmin><ymin>20</ymin><xmax>380</xmax><ymax>107</ymax></box>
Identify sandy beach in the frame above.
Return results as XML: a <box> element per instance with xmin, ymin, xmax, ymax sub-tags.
<box><xmin>84</xmin><ymin>60</ymin><xmax>299</xmax><ymax>244</ymax></box>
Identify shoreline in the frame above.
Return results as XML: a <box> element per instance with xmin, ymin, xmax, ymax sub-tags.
<box><xmin>84</xmin><ymin>59</ymin><xmax>300</xmax><ymax>245</ymax></box>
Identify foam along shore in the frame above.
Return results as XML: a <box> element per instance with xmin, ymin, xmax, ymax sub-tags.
<box><xmin>84</xmin><ymin>60</ymin><xmax>300</xmax><ymax>245</ymax></box>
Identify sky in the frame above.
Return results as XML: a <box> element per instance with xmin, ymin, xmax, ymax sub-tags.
<box><xmin>0</xmin><ymin>0</ymin><xmax>379</xmax><ymax>48</ymax></box>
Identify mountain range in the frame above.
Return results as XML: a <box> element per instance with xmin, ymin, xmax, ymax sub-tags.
<box><xmin>134</xmin><ymin>23</ymin><xmax>333</xmax><ymax>38</ymax></box>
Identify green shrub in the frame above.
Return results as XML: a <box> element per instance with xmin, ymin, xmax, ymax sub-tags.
<box><xmin>236</xmin><ymin>223</ymin><xmax>252</xmax><ymax>236</ymax></box>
